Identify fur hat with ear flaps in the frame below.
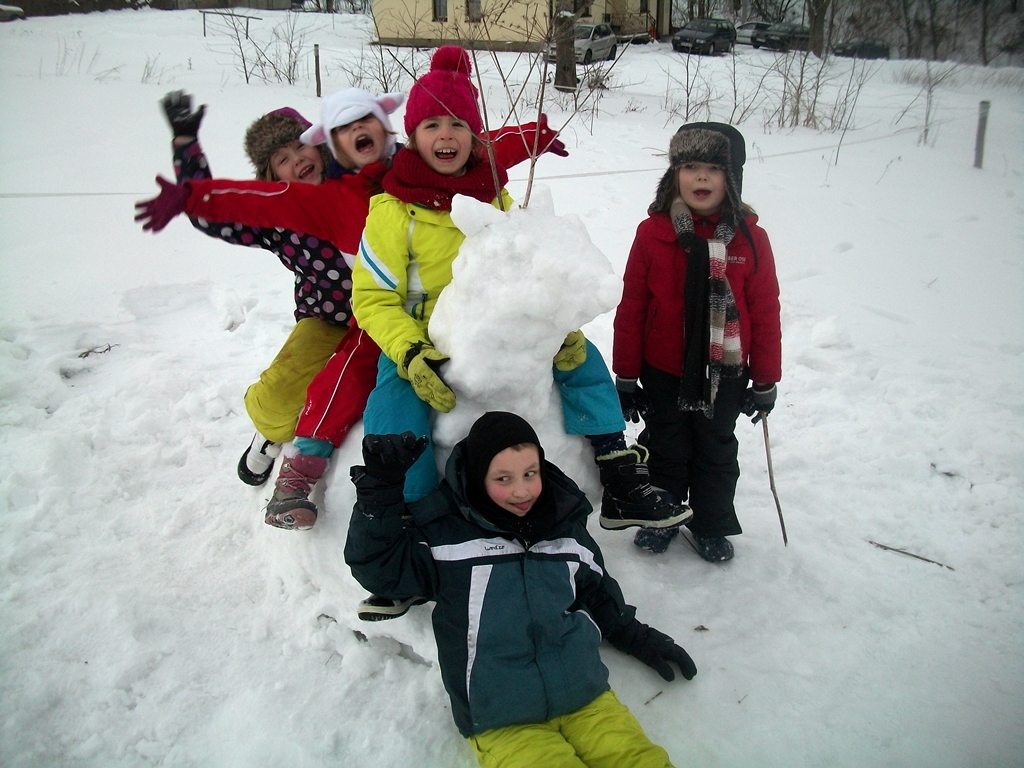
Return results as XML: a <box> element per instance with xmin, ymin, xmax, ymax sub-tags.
<box><xmin>650</xmin><ymin>122</ymin><xmax>746</xmax><ymax>228</ymax></box>
<box><xmin>244</xmin><ymin>107</ymin><xmax>331</xmax><ymax>180</ymax></box>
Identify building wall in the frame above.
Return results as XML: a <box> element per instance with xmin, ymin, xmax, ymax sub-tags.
<box><xmin>605</xmin><ymin>0</ymin><xmax>657</xmax><ymax>37</ymax></box>
<box><xmin>372</xmin><ymin>0</ymin><xmax>624</xmax><ymax>50</ymax></box>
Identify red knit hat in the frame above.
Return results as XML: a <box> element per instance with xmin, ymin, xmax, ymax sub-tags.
<box><xmin>403</xmin><ymin>46</ymin><xmax>483</xmax><ymax>136</ymax></box>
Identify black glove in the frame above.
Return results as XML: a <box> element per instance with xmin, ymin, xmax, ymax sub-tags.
<box><xmin>361</xmin><ymin>432</ymin><xmax>430</xmax><ymax>486</ymax></box>
<box><xmin>616</xmin><ymin>377</ymin><xmax>651</xmax><ymax>424</ymax></box>
<box><xmin>611</xmin><ymin>620</ymin><xmax>696</xmax><ymax>682</ymax></box>
<box><xmin>161</xmin><ymin>90</ymin><xmax>206</xmax><ymax>139</ymax></box>
<box><xmin>741</xmin><ymin>383</ymin><xmax>777</xmax><ymax>424</ymax></box>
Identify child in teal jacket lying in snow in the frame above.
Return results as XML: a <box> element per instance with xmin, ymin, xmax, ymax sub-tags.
<box><xmin>345</xmin><ymin>411</ymin><xmax>697</xmax><ymax>767</ymax></box>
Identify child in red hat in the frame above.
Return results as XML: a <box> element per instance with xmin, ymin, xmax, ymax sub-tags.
<box><xmin>352</xmin><ymin>47</ymin><xmax>691</xmax><ymax>549</ymax></box>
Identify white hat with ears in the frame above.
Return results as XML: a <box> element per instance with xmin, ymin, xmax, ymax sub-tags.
<box><xmin>301</xmin><ymin>88</ymin><xmax>405</xmax><ymax>160</ymax></box>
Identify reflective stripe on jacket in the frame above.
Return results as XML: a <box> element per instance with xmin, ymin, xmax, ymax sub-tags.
<box><xmin>345</xmin><ymin>443</ymin><xmax>637</xmax><ymax>737</ymax></box>
<box><xmin>353</xmin><ymin>188</ymin><xmax>515</xmax><ymax>365</ymax></box>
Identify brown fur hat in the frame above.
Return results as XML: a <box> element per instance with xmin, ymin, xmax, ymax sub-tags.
<box><xmin>243</xmin><ymin>108</ymin><xmax>331</xmax><ymax>180</ymax></box>
<box><xmin>651</xmin><ymin>122</ymin><xmax>746</xmax><ymax>225</ymax></box>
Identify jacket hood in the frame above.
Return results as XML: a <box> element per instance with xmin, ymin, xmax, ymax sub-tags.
<box><xmin>443</xmin><ymin>440</ymin><xmax>593</xmax><ymax>535</ymax></box>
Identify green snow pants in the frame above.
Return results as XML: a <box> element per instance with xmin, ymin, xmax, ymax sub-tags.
<box><xmin>468</xmin><ymin>690</ymin><xmax>674</xmax><ymax>768</ymax></box>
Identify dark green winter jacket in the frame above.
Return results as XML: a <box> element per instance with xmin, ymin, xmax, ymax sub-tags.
<box><xmin>345</xmin><ymin>443</ymin><xmax>639</xmax><ymax>737</ymax></box>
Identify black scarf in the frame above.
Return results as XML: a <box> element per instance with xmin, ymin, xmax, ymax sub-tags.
<box><xmin>671</xmin><ymin>198</ymin><xmax>744</xmax><ymax>417</ymax></box>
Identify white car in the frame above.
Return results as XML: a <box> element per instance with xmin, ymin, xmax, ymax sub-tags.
<box><xmin>547</xmin><ymin>23</ymin><xmax>618</xmax><ymax>65</ymax></box>
<box><xmin>0</xmin><ymin>4</ymin><xmax>25</xmax><ymax>21</ymax></box>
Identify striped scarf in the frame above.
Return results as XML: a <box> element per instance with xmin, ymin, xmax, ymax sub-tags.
<box><xmin>671</xmin><ymin>197</ymin><xmax>744</xmax><ymax>417</ymax></box>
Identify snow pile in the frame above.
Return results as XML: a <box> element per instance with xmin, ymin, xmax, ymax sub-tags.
<box><xmin>430</xmin><ymin>186</ymin><xmax>622</xmax><ymax>488</ymax></box>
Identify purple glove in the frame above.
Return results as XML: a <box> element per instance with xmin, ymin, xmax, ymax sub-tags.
<box><xmin>135</xmin><ymin>175</ymin><xmax>190</xmax><ymax>233</ymax></box>
<box><xmin>538</xmin><ymin>113</ymin><xmax>569</xmax><ymax>157</ymax></box>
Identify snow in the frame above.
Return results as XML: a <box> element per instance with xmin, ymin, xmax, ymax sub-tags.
<box><xmin>431</xmin><ymin>187</ymin><xmax>622</xmax><ymax>489</ymax></box>
<box><xmin>1</xmin><ymin>9</ymin><xmax>1023</xmax><ymax>767</ymax></box>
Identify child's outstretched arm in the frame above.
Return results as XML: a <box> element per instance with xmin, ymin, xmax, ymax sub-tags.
<box><xmin>487</xmin><ymin>114</ymin><xmax>569</xmax><ymax>171</ymax></box>
<box><xmin>183</xmin><ymin>169</ymin><xmax>379</xmax><ymax>250</ymax></box>
<box><xmin>345</xmin><ymin>432</ymin><xmax>439</xmax><ymax>599</ymax></box>
<box><xmin>161</xmin><ymin>92</ymin><xmax>277</xmax><ymax>250</ymax></box>
<box><xmin>136</xmin><ymin>164</ymin><xmax>383</xmax><ymax>256</ymax></box>
<box><xmin>574</xmin><ymin>525</ymin><xmax>697</xmax><ymax>682</ymax></box>
<box><xmin>606</xmin><ymin>620</ymin><xmax>697</xmax><ymax>682</ymax></box>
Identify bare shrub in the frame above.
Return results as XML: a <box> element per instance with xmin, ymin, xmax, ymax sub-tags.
<box><xmin>206</xmin><ymin>12</ymin><xmax>320</xmax><ymax>86</ymax></box>
<box><xmin>332</xmin><ymin>44</ymin><xmax>422</xmax><ymax>94</ymax></box>
<box><xmin>659</xmin><ymin>55</ymin><xmax>715</xmax><ymax>125</ymax></box>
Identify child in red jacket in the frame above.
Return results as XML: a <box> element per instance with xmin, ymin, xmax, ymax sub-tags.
<box><xmin>612</xmin><ymin>123</ymin><xmax>782</xmax><ymax>561</ymax></box>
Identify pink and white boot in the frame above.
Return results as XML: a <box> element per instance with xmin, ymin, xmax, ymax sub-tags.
<box><xmin>264</xmin><ymin>453</ymin><xmax>328</xmax><ymax>531</ymax></box>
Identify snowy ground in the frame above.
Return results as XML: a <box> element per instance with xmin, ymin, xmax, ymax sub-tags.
<box><xmin>1</xmin><ymin>9</ymin><xmax>1023</xmax><ymax>768</ymax></box>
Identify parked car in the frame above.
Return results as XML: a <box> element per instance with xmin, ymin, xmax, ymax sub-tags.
<box><xmin>833</xmin><ymin>36</ymin><xmax>890</xmax><ymax>59</ymax></box>
<box><xmin>671</xmin><ymin>18</ymin><xmax>736</xmax><ymax>55</ymax></box>
<box><xmin>735</xmin><ymin>21</ymin><xmax>771</xmax><ymax>46</ymax></box>
<box><xmin>547</xmin><ymin>23</ymin><xmax>617</xmax><ymax>64</ymax></box>
<box><xmin>755</xmin><ymin>22</ymin><xmax>810</xmax><ymax>51</ymax></box>
<box><xmin>0</xmin><ymin>3</ymin><xmax>25</xmax><ymax>21</ymax></box>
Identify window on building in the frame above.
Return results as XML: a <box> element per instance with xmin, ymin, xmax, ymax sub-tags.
<box><xmin>574</xmin><ymin>1</ymin><xmax>591</xmax><ymax>18</ymax></box>
<box><xmin>433</xmin><ymin>0</ymin><xmax>447</xmax><ymax>22</ymax></box>
<box><xmin>467</xmin><ymin>0</ymin><xmax>482</xmax><ymax>22</ymax></box>
<box><xmin>639</xmin><ymin>0</ymin><xmax>648</xmax><ymax>12</ymax></box>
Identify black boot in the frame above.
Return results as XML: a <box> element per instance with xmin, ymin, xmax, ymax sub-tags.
<box><xmin>596</xmin><ymin>446</ymin><xmax>693</xmax><ymax>530</ymax></box>
<box><xmin>357</xmin><ymin>595</ymin><xmax>429</xmax><ymax>622</ymax></box>
<box><xmin>237</xmin><ymin>431</ymin><xmax>282</xmax><ymax>486</ymax></box>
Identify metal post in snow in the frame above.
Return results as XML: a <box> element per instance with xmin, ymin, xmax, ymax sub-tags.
<box><xmin>974</xmin><ymin>100</ymin><xmax>991</xmax><ymax>169</ymax></box>
<box><xmin>315</xmin><ymin>44</ymin><xmax>321</xmax><ymax>97</ymax></box>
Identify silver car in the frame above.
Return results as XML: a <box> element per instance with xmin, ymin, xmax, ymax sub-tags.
<box><xmin>735</xmin><ymin>21</ymin><xmax>770</xmax><ymax>46</ymax></box>
<box><xmin>0</xmin><ymin>3</ymin><xmax>25</xmax><ymax>21</ymax></box>
<box><xmin>547</xmin><ymin>23</ymin><xmax>618</xmax><ymax>64</ymax></box>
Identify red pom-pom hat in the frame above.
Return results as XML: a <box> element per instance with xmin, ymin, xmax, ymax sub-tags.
<box><xmin>403</xmin><ymin>46</ymin><xmax>483</xmax><ymax>136</ymax></box>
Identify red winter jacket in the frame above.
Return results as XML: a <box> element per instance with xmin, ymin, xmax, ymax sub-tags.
<box><xmin>185</xmin><ymin>162</ymin><xmax>385</xmax><ymax>264</ymax></box>
<box><xmin>613</xmin><ymin>211</ymin><xmax>782</xmax><ymax>385</ymax></box>
<box><xmin>181</xmin><ymin>125</ymin><xmax>548</xmax><ymax>262</ymax></box>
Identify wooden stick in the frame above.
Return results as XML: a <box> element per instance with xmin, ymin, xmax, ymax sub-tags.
<box><xmin>761</xmin><ymin>415</ymin><xmax>788</xmax><ymax>546</ymax></box>
<box><xmin>868</xmin><ymin>540</ymin><xmax>955</xmax><ymax>571</ymax></box>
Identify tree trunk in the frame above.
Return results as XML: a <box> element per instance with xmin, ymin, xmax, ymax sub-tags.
<box><xmin>807</xmin><ymin>0</ymin><xmax>830</xmax><ymax>56</ymax></box>
<box><xmin>554</xmin><ymin>0</ymin><xmax>578</xmax><ymax>93</ymax></box>
<box><xmin>978</xmin><ymin>0</ymin><xmax>990</xmax><ymax>64</ymax></box>
<box><xmin>899</xmin><ymin>0</ymin><xmax>917</xmax><ymax>59</ymax></box>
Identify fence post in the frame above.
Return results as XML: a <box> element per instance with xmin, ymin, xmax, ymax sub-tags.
<box><xmin>315</xmin><ymin>44</ymin><xmax>321</xmax><ymax>97</ymax></box>
<box><xmin>974</xmin><ymin>100</ymin><xmax>990</xmax><ymax>169</ymax></box>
